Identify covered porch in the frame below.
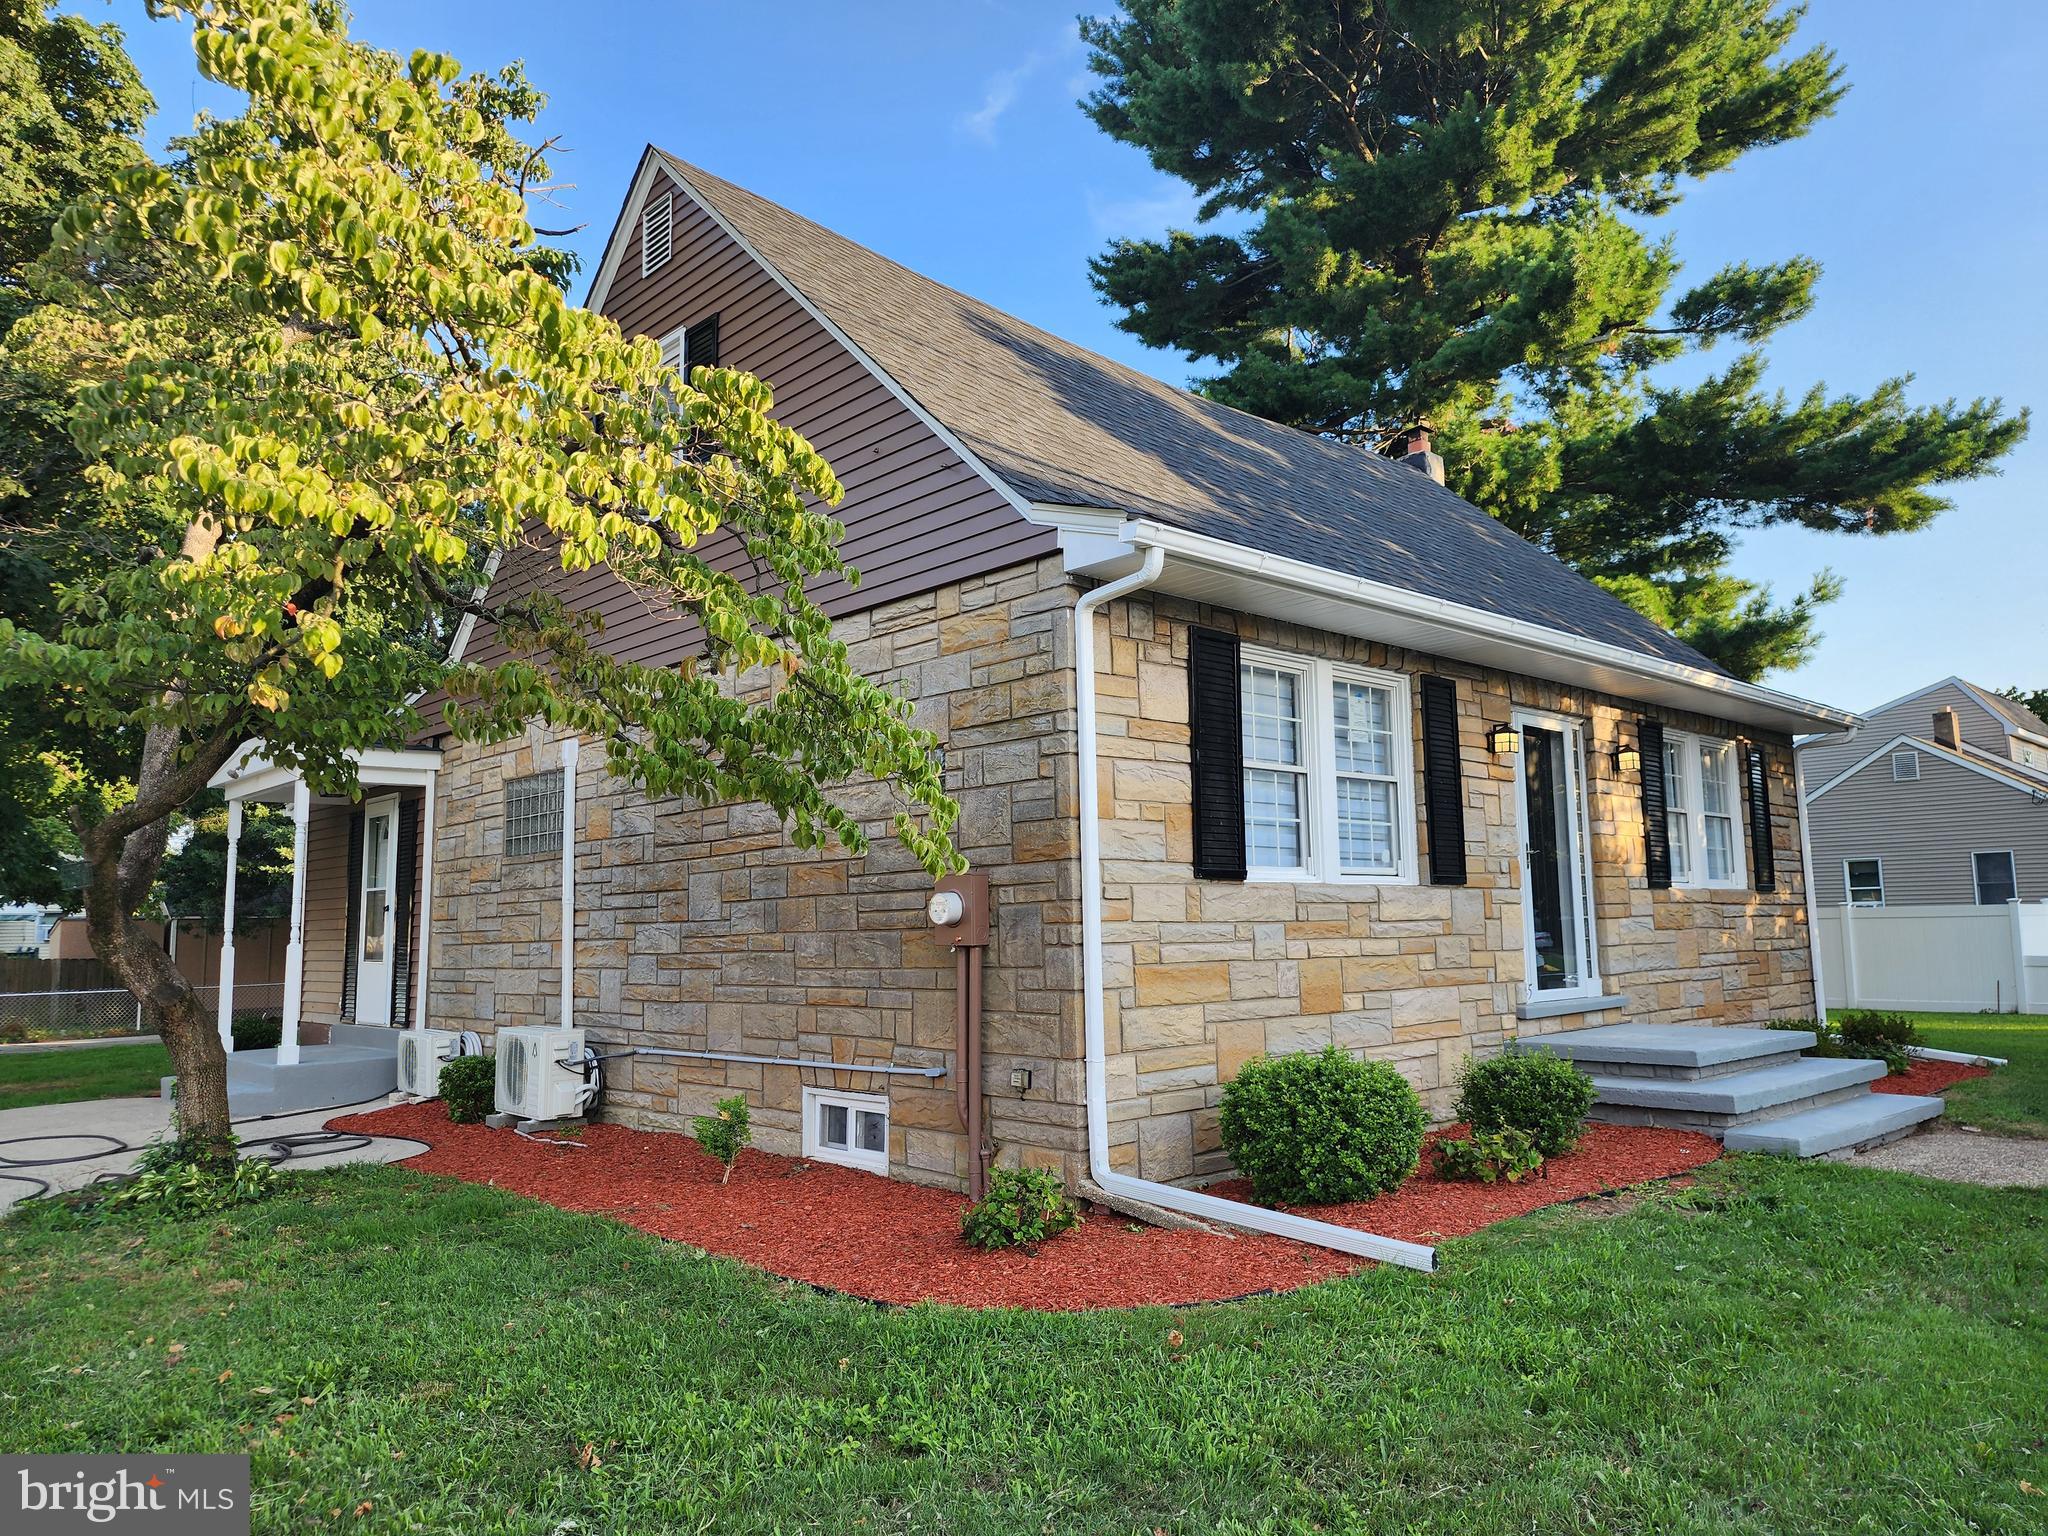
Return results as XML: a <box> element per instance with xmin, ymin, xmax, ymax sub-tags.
<box><xmin>201</xmin><ymin>744</ymin><xmax>442</xmax><ymax>1113</ymax></box>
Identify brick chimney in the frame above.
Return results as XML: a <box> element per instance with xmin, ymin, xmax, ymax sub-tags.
<box><xmin>1401</xmin><ymin>427</ymin><xmax>1445</xmax><ymax>485</ymax></box>
<box><xmin>1933</xmin><ymin>706</ymin><xmax>1961</xmax><ymax>749</ymax></box>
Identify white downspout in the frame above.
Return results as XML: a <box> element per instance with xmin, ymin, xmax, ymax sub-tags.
<box><xmin>1073</xmin><ymin>547</ymin><xmax>1436</xmax><ymax>1272</ymax></box>
<box><xmin>278</xmin><ymin>778</ymin><xmax>309</xmax><ymax>1066</ymax></box>
<box><xmin>559</xmin><ymin>738</ymin><xmax>578</xmax><ymax>1033</ymax></box>
<box><xmin>1794</xmin><ymin>749</ymin><xmax>1828</xmax><ymax>1024</ymax></box>
<box><xmin>216</xmin><ymin>798</ymin><xmax>241</xmax><ymax>1054</ymax></box>
<box><xmin>413</xmin><ymin>771</ymin><xmax>436</xmax><ymax>1031</ymax></box>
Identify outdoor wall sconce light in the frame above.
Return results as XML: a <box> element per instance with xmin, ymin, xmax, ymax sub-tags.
<box><xmin>1612</xmin><ymin>740</ymin><xmax>1643</xmax><ymax>775</ymax></box>
<box><xmin>1487</xmin><ymin>722</ymin><xmax>1522</xmax><ymax>755</ymax></box>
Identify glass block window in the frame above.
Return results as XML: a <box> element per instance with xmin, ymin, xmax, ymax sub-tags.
<box><xmin>505</xmin><ymin>769</ymin><xmax>564</xmax><ymax>857</ymax></box>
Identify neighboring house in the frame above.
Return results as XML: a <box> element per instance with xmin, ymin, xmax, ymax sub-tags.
<box><xmin>0</xmin><ymin>904</ymin><xmax>56</xmax><ymax>956</ymax></box>
<box><xmin>1800</xmin><ymin>678</ymin><xmax>2048</xmax><ymax>908</ymax></box>
<box><xmin>206</xmin><ymin>148</ymin><xmax>1852</xmax><ymax>1207</ymax></box>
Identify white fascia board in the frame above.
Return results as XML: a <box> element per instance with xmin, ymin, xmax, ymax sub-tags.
<box><xmin>1098</xmin><ymin>520</ymin><xmax>1857</xmax><ymax>736</ymax></box>
<box><xmin>581</xmin><ymin>146</ymin><xmax>665</xmax><ymax>315</ymax></box>
<box><xmin>443</xmin><ymin>547</ymin><xmax>504</xmax><ymax>668</ymax></box>
<box><xmin>1806</xmin><ymin>733</ymin><xmax>2048</xmax><ymax>803</ymax></box>
<box><xmin>210</xmin><ymin>744</ymin><xmax>442</xmax><ymax>801</ymax></box>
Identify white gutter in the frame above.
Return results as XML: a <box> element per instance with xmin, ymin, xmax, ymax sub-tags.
<box><xmin>1073</xmin><ymin>544</ymin><xmax>1437</xmax><ymax>1272</ymax></box>
<box><xmin>560</xmin><ymin>737</ymin><xmax>578</xmax><ymax>1032</ymax></box>
<box><xmin>1794</xmin><ymin>750</ymin><xmax>1827</xmax><ymax>1027</ymax></box>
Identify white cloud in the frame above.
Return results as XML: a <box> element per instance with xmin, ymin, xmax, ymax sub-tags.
<box><xmin>1085</xmin><ymin>182</ymin><xmax>1205</xmax><ymax>239</ymax></box>
<box><xmin>958</xmin><ymin>20</ymin><xmax>1087</xmax><ymax>145</ymax></box>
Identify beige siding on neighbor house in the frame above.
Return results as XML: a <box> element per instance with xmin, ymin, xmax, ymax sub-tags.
<box><xmin>1806</xmin><ymin>748</ymin><xmax>2048</xmax><ymax>905</ymax></box>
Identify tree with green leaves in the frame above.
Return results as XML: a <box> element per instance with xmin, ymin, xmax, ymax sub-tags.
<box><xmin>0</xmin><ymin>0</ymin><xmax>156</xmax><ymax>906</ymax></box>
<box><xmin>1080</xmin><ymin>0</ymin><xmax>2027</xmax><ymax>677</ymax></box>
<box><xmin>159</xmin><ymin>794</ymin><xmax>294</xmax><ymax>933</ymax></box>
<box><xmin>0</xmin><ymin>0</ymin><xmax>957</xmax><ymax>1165</ymax></box>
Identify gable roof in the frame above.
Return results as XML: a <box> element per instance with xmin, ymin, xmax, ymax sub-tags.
<box><xmin>1803</xmin><ymin>675</ymin><xmax>2048</xmax><ymax>748</ymax></box>
<box><xmin>1808</xmin><ymin>731</ymin><xmax>2048</xmax><ymax>802</ymax></box>
<box><xmin>1974</xmin><ymin>685</ymin><xmax>2048</xmax><ymax>741</ymax></box>
<box><xmin>593</xmin><ymin>152</ymin><xmax>1725</xmax><ymax>677</ymax></box>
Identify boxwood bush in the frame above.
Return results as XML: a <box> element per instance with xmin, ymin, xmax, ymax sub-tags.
<box><xmin>1218</xmin><ymin>1046</ymin><xmax>1425</xmax><ymax>1205</ymax></box>
<box><xmin>439</xmin><ymin>1052</ymin><xmax>496</xmax><ymax>1123</ymax></box>
<box><xmin>1454</xmin><ymin>1050</ymin><xmax>1597</xmax><ymax>1156</ymax></box>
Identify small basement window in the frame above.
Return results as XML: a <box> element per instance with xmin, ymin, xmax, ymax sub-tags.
<box><xmin>1845</xmin><ymin>858</ymin><xmax>1884</xmax><ymax>905</ymax></box>
<box><xmin>1891</xmin><ymin>750</ymin><xmax>1921</xmax><ymax>781</ymax></box>
<box><xmin>505</xmin><ymin>769</ymin><xmax>564</xmax><ymax>857</ymax></box>
<box><xmin>802</xmin><ymin>1086</ymin><xmax>889</xmax><ymax>1175</ymax></box>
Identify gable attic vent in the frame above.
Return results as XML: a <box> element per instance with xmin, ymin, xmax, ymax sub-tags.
<box><xmin>641</xmin><ymin>192</ymin><xmax>674</xmax><ymax>278</ymax></box>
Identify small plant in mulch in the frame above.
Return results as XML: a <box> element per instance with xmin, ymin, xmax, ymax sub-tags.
<box><xmin>1219</xmin><ymin>1046</ymin><xmax>1426</xmax><ymax>1205</ymax></box>
<box><xmin>692</xmin><ymin>1094</ymin><xmax>752</xmax><ymax>1184</ymax></box>
<box><xmin>960</xmin><ymin>1166</ymin><xmax>1080</xmax><ymax>1251</ymax></box>
<box><xmin>438</xmin><ymin>1053</ymin><xmax>496</xmax><ymax>1123</ymax></box>
<box><xmin>1434</xmin><ymin>1128</ymin><xmax>1545</xmax><ymax>1185</ymax></box>
<box><xmin>1455</xmin><ymin>1051</ymin><xmax>1597</xmax><ymax>1157</ymax></box>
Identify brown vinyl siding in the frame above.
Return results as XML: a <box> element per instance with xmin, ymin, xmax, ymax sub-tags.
<box><xmin>1806</xmin><ymin>748</ymin><xmax>2048</xmax><ymax>905</ymax></box>
<box><xmin>447</xmin><ymin>167</ymin><xmax>1045</xmax><ymax>695</ymax></box>
<box><xmin>299</xmin><ymin>804</ymin><xmax>352</xmax><ymax>1030</ymax></box>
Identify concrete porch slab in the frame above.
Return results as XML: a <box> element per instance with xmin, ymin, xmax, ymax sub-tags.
<box><xmin>1518</xmin><ymin>1023</ymin><xmax>1816</xmax><ymax>1070</ymax></box>
<box><xmin>1722</xmin><ymin>1093</ymin><xmax>1945</xmax><ymax>1158</ymax></box>
<box><xmin>1586</xmin><ymin>1056</ymin><xmax>1886</xmax><ymax>1117</ymax></box>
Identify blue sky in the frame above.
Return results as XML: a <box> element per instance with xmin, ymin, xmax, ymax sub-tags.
<box><xmin>101</xmin><ymin>0</ymin><xmax>2046</xmax><ymax>711</ymax></box>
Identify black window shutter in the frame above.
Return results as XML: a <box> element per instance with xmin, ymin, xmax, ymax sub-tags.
<box><xmin>1639</xmin><ymin>719</ymin><xmax>1672</xmax><ymax>890</ymax></box>
<box><xmin>1744</xmin><ymin>743</ymin><xmax>1777</xmax><ymax>892</ymax></box>
<box><xmin>1188</xmin><ymin>626</ymin><xmax>1246</xmax><ymax>881</ymax></box>
<box><xmin>340</xmin><ymin>807</ymin><xmax>365</xmax><ymax>1021</ymax></box>
<box><xmin>685</xmin><ymin>313</ymin><xmax>720</xmax><ymax>371</ymax></box>
<box><xmin>392</xmin><ymin>797</ymin><xmax>420</xmax><ymax>1026</ymax></box>
<box><xmin>1418</xmin><ymin>675</ymin><xmax>1467</xmax><ymax>886</ymax></box>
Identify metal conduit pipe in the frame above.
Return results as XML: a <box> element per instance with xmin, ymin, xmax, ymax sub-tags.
<box><xmin>1072</xmin><ymin>545</ymin><xmax>1437</xmax><ymax>1273</ymax></box>
<box><xmin>585</xmin><ymin>1044</ymin><xmax>946</xmax><ymax>1079</ymax></box>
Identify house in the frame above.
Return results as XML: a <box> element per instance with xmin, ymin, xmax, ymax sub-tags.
<box><xmin>1800</xmin><ymin>677</ymin><xmax>2048</xmax><ymax>909</ymax></box>
<box><xmin>204</xmin><ymin>149</ymin><xmax>1867</xmax><ymax>1258</ymax></box>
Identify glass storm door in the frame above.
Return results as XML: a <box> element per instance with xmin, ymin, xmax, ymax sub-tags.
<box><xmin>355</xmin><ymin>795</ymin><xmax>398</xmax><ymax>1025</ymax></box>
<box><xmin>1515</xmin><ymin>715</ymin><xmax>1599</xmax><ymax>997</ymax></box>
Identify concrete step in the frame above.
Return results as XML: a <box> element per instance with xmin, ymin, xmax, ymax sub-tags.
<box><xmin>1722</xmin><ymin>1093</ymin><xmax>1946</xmax><ymax>1158</ymax></box>
<box><xmin>163</xmin><ymin>1045</ymin><xmax>398</xmax><ymax>1118</ymax></box>
<box><xmin>1519</xmin><ymin>1024</ymin><xmax>1816</xmax><ymax>1080</ymax></box>
<box><xmin>1587</xmin><ymin>1057</ymin><xmax>1887</xmax><ymax>1129</ymax></box>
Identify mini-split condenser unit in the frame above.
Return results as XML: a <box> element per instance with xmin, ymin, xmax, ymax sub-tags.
<box><xmin>494</xmin><ymin>1026</ymin><xmax>590</xmax><ymax>1121</ymax></box>
<box><xmin>396</xmin><ymin>1028</ymin><xmax>464</xmax><ymax>1098</ymax></box>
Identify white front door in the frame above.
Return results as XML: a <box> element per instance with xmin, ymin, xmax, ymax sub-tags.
<box><xmin>1512</xmin><ymin>710</ymin><xmax>1601</xmax><ymax>1000</ymax></box>
<box><xmin>354</xmin><ymin>795</ymin><xmax>399</xmax><ymax>1025</ymax></box>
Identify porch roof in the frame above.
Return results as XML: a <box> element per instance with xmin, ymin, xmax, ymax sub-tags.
<box><xmin>208</xmin><ymin>742</ymin><xmax>442</xmax><ymax>805</ymax></box>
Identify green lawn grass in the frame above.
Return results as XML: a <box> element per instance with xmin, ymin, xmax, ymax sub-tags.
<box><xmin>4</xmin><ymin>1156</ymin><xmax>2045</xmax><ymax>1534</ymax></box>
<box><xmin>0</xmin><ymin>1042</ymin><xmax>169</xmax><ymax>1110</ymax></box>
<box><xmin>1900</xmin><ymin>1012</ymin><xmax>2048</xmax><ymax>1137</ymax></box>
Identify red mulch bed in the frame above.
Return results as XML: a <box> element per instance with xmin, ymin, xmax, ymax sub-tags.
<box><xmin>330</xmin><ymin>1103</ymin><xmax>1718</xmax><ymax>1311</ymax></box>
<box><xmin>1873</xmin><ymin>1057</ymin><xmax>1992</xmax><ymax>1097</ymax></box>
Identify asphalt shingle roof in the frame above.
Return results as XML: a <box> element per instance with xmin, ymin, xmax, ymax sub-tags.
<box><xmin>661</xmin><ymin>152</ymin><xmax>1725</xmax><ymax>675</ymax></box>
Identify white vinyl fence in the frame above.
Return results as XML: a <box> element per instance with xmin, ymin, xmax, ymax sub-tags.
<box><xmin>1816</xmin><ymin>901</ymin><xmax>2048</xmax><ymax>1014</ymax></box>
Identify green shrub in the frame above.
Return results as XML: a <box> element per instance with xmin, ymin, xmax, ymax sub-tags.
<box><xmin>960</xmin><ymin>1166</ymin><xmax>1081</xmax><ymax>1251</ymax></box>
<box><xmin>1434</xmin><ymin>1127</ymin><xmax>1544</xmax><ymax>1184</ymax></box>
<box><xmin>1218</xmin><ymin>1046</ymin><xmax>1426</xmax><ymax>1205</ymax></box>
<box><xmin>1455</xmin><ymin>1050</ymin><xmax>1597</xmax><ymax>1156</ymax></box>
<box><xmin>231</xmin><ymin>1012</ymin><xmax>282</xmax><ymax>1052</ymax></box>
<box><xmin>439</xmin><ymin>1052</ymin><xmax>496</xmax><ymax>1123</ymax></box>
<box><xmin>1768</xmin><ymin>1015</ymin><xmax>1918</xmax><ymax>1075</ymax></box>
<box><xmin>106</xmin><ymin>1151</ymin><xmax>282</xmax><ymax>1214</ymax></box>
<box><xmin>693</xmin><ymin>1093</ymin><xmax>752</xmax><ymax>1183</ymax></box>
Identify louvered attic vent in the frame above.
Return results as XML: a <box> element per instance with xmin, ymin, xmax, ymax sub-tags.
<box><xmin>641</xmin><ymin>193</ymin><xmax>673</xmax><ymax>277</ymax></box>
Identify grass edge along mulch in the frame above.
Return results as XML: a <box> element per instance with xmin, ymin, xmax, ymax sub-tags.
<box><xmin>331</xmin><ymin>1102</ymin><xmax>1719</xmax><ymax>1310</ymax></box>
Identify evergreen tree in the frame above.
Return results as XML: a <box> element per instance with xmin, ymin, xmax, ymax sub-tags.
<box><xmin>1080</xmin><ymin>0</ymin><xmax>2026</xmax><ymax>677</ymax></box>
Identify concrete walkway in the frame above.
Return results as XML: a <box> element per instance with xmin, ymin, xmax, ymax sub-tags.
<box><xmin>0</xmin><ymin>1094</ymin><xmax>426</xmax><ymax>1213</ymax></box>
<box><xmin>1849</xmin><ymin>1128</ymin><xmax>2048</xmax><ymax>1188</ymax></box>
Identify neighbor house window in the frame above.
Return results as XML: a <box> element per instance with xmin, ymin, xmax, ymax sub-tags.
<box><xmin>504</xmin><ymin>770</ymin><xmax>564</xmax><ymax>857</ymax></box>
<box><xmin>1660</xmin><ymin>731</ymin><xmax>1742</xmax><ymax>888</ymax></box>
<box><xmin>1239</xmin><ymin>647</ymin><xmax>1415</xmax><ymax>883</ymax></box>
<box><xmin>1891</xmin><ymin>750</ymin><xmax>1921</xmax><ymax>781</ymax></box>
<box><xmin>802</xmin><ymin>1087</ymin><xmax>889</xmax><ymax>1175</ymax></box>
<box><xmin>1845</xmin><ymin>858</ymin><xmax>1885</xmax><ymax>905</ymax></box>
<box><xmin>1973</xmin><ymin>850</ymin><xmax>2018</xmax><ymax>906</ymax></box>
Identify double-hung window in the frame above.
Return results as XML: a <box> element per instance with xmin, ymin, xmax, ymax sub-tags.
<box><xmin>1845</xmin><ymin>858</ymin><xmax>1885</xmax><ymax>905</ymax></box>
<box><xmin>1661</xmin><ymin>730</ymin><xmax>1743</xmax><ymax>888</ymax></box>
<box><xmin>1239</xmin><ymin>647</ymin><xmax>1415</xmax><ymax>883</ymax></box>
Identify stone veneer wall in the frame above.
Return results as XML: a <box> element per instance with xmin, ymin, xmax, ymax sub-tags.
<box><xmin>426</xmin><ymin>555</ymin><xmax>1087</xmax><ymax>1190</ymax></box>
<box><xmin>1091</xmin><ymin>590</ymin><xmax>1817</xmax><ymax>1183</ymax></box>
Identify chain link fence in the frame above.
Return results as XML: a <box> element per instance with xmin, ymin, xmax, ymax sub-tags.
<box><xmin>0</xmin><ymin>982</ymin><xmax>286</xmax><ymax>1043</ymax></box>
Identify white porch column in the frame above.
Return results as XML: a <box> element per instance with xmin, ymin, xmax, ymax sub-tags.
<box><xmin>279</xmin><ymin>778</ymin><xmax>310</xmax><ymax>1065</ymax></box>
<box><xmin>559</xmin><ymin>738</ymin><xmax>578</xmax><ymax>1031</ymax></box>
<box><xmin>413</xmin><ymin>772</ymin><xmax>436</xmax><ymax>1030</ymax></box>
<box><xmin>216</xmin><ymin>800</ymin><xmax>242</xmax><ymax>1053</ymax></box>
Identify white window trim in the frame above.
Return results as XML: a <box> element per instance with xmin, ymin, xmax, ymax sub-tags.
<box><xmin>1238</xmin><ymin>644</ymin><xmax>1418</xmax><ymax>886</ymax></box>
<box><xmin>1661</xmin><ymin>728</ymin><xmax>1746</xmax><ymax>890</ymax></box>
<box><xmin>1513</xmin><ymin>706</ymin><xmax>1604</xmax><ymax>1001</ymax></box>
<box><xmin>1891</xmin><ymin>749</ymin><xmax>1921</xmax><ymax>781</ymax></box>
<box><xmin>801</xmin><ymin>1086</ymin><xmax>889</xmax><ymax>1175</ymax></box>
<box><xmin>1972</xmin><ymin>849</ymin><xmax>2018</xmax><ymax>906</ymax></box>
<box><xmin>1844</xmin><ymin>857</ymin><xmax>1885</xmax><ymax>906</ymax></box>
<box><xmin>640</xmin><ymin>192</ymin><xmax>673</xmax><ymax>278</ymax></box>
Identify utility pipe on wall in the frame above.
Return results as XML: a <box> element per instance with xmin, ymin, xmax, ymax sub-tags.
<box><xmin>560</xmin><ymin>737</ymin><xmax>578</xmax><ymax>1033</ymax></box>
<box><xmin>1073</xmin><ymin>545</ymin><xmax>1436</xmax><ymax>1272</ymax></box>
<box><xmin>1793</xmin><ymin>749</ymin><xmax>1828</xmax><ymax>1026</ymax></box>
